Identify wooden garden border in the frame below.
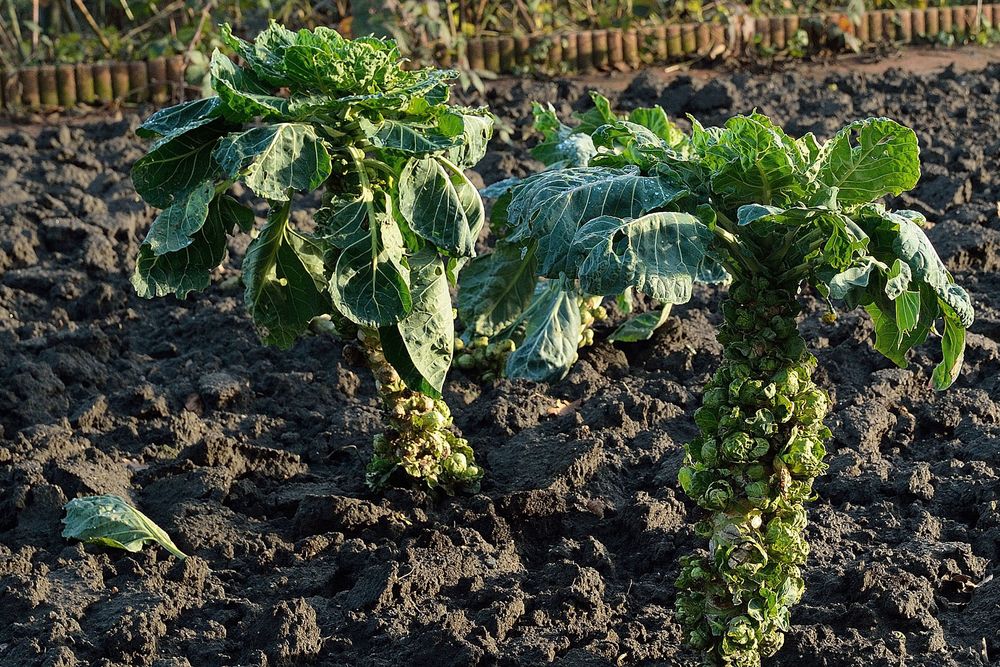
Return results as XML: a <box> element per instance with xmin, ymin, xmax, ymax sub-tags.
<box><xmin>1</xmin><ymin>5</ymin><xmax>997</xmax><ymax>112</ymax></box>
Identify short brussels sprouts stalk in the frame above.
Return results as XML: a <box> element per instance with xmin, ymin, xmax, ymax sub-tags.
<box><xmin>676</xmin><ymin>278</ymin><xmax>827</xmax><ymax>664</ymax></box>
<box><xmin>360</xmin><ymin>329</ymin><xmax>482</xmax><ymax>493</ymax></box>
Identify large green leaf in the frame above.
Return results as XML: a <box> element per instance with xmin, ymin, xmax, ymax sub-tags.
<box><xmin>363</xmin><ymin>118</ymin><xmax>457</xmax><ymax>155</ymax></box>
<box><xmin>505</xmin><ymin>279</ymin><xmax>582</xmax><ymax>383</ymax></box>
<box><xmin>457</xmin><ymin>241</ymin><xmax>538</xmax><ymax>337</ymax></box>
<box><xmin>576</xmin><ymin>211</ymin><xmax>714</xmax><ymax>304</ymax></box>
<box><xmin>815</xmin><ymin>118</ymin><xmax>920</xmax><ymax>206</ymax></box>
<box><xmin>329</xmin><ymin>193</ymin><xmax>411</xmax><ymax>328</ymax></box>
<box><xmin>380</xmin><ymin>249</ymin><xmax>454</xmax><ymax>397</ymax></box>
<box><xmin>864</xmin><ymin>282</ymin><xmax>937</xmax><ymax>368</ymax></box>
<box><xmin>315</xmin><ymin>192</ymin><xmax>370</xmax><ymax>248</ymax></box>
<box><xmin>62</xmin><ymin>495</ymin><xmax>186</xmax><ymax>559</ymax></box>
<box><xmin>438</xmin><ymin>110</ymin><xmax>494</xmax><ymax>168</ymax></box>
<box><xmin>627</xmin><ymin>106</ymin><xmax>687</xmax><ymax>149</ymax></box>
<box><xmin>397</xmin><ymin>156</ymin><xmax>483</xmax><ymax>257</ymax></box>
<box><xmin>609</xmin><ymin>305</ymin><xmax>672</xmax><ymax>343</ymax></box>
<box><xmin>143</xmin><ymin>181</ymin><xmax>215</xmax><ymax>255</ymax></box>
<box><xmin>506</xmin><ymin>166</ymin><xmax>684</xmax><ymax>277</ymax></box>
<box><xmin>243</xmin><ymin>204</ymin><xmax>331</xmax><ymax>348</ymax></box>
<box><xmin>214</xmin><ymin>123</ymin><xmax>332</xmax><ymax>201</ymax></box>
<box><xmin>892</xmin><ymin>214</ymin><xmax>973</xmax><ymax>327</ymax></box>
<box><xmin>132</xmin><ymin>122</ymin><xmax>227</xmax><ymax>208</ymax></box>
<box><xmin>703</xmin><ymin>114</ymin><xmax>805</xmax><ymax>207</ymax></box>
<box><xmin>137</xmin><ymin>97</ymin><xmax>223</xmax><ymax>140</ymax></box>
<box><xmin>132</xmin><ymin>195</ymin><xmax>234</xmax><ymax>299</ymax></box>
<box><xmin>210</xmin><ymin>50</ymin><xmax>289</xmax><ymax>121</ymax></box>
<box><xmin>932</xmin><ymin>304</ymin><xmax>966</xmax><ymax>390</ymax></box>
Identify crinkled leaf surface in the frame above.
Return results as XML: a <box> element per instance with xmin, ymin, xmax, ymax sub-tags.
<box><xmin>577</xmin><ymin>211</ymin><xmax>714</xmax><ymax>304</ymax></box>
<box><xmin>243</xmin><ymin>205</ymin><xmax>331</xmax><ymax>348</ymax></box>
<box><xmin>132</xmin><ymin>194</ymin><xmax>240</xmax><ymax>299</ymax></box>
<box><xmin>214</xmin><ymin>123</ymin><xmax>332</xmax><ymax>201</ymax></box>
<box><xmin>505</xmin><ymin>279</ymin><xmax>582</xmax><ymax>383</ymax></box>
<box><xmin>506</xmin><ymin>166</ymin><xmax>684</xmax><ymax>277</ymax></box>
<box><xmin>143</xmin><ymin>181</ymin><xmax>215</xmax><ymax>255</ymax></box>
<box><xmin>457</xmin><ymin>241</ymin><xmax>538</xmax><ymax>337</ymax></box>
<box><xmin>380</xmin><ymin>249</ymin><xmax>454</xmax><ymax>397</ymax></box>
<box><xmin>132</xmin><ymin>122</ymin><xmax>227</xmax><ymax>208</ymax></box>
<box><xmin>397</xmin><ymin>156</ymin><xmax>483</xmax><ymax>257</ymax></box>
<box><xmin>816</xmin><ymin>118</ymin><xmax>920</xmax><ymax>205</ymax></box>
<box><xmin>137</xmin><ymin>97</ymin><xmax>223</xmax><ymax>140</ymax></box>
<box><xmin>330</xmin><ymin>195</ymin><xmax>412</xmax><ymax>328</ymax></box>
<box><xmin>62</xmin><ymin>495</ymin><xmax>186</xmax><ymax>559</ymax></box>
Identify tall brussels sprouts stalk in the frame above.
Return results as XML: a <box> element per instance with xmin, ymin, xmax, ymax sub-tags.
<box><xmin>128</xmin><ymin>22</ymin><xmax>493</xmax><ymax>494</ymax></box>
<box><xmin>676</xmin><ymin>278</ymin><xmax>828</xmax><ymax>663</ymax></box>
<box><xmin>501</xmin><ymin>95</ymin><xmax>974</xmax><ymax>665</ymax></box>
<box><xmin>360</xmin><ymin>328</ymin><xmax>481</xmax><ymax>491</ymax></box>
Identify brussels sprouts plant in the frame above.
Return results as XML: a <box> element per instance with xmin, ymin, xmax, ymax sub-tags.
<box><xmin>502</xmin><ymin>100</ymin><xmax>973</xmax><ymax>665</ymax></box>
<box><xmin>130</xmin><ymin>22</ymin><xmax>493</xmax><ymax>493</ymax></box>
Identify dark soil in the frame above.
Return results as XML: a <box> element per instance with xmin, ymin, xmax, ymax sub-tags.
<box><xmin>2</xmin><ymin>56</ymin><xmax>1000</xmax><ymax>667</ymax></box>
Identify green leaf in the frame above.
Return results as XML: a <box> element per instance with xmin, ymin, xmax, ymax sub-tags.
<box><xmin>397</xmin><ymin>156</ymin><xmax>483</xmax><ymax>257</ymax></box>
<box><xmin>62</xmin><ymin>495</ymin><xmax>186</xmax><ymax>559</ymax></box>
<box><xmin>506</xmin><ymin>166</ymin><xmax>684</xmax><ymax>277</ymax></box>
<box><xmin>214</xmin><ymin>123</ymin><xmax>332</xmax><ymax>201</ymax></box>
<box><xmin>439</xmin><ymin>110</ymin><xmax>494</xmax><ymax>168</ymax></box>
<box><xmin>884</xmin><ymin>258</ymin><xmax>912</xmax><ymax>300</ymax></box>
<box><xmin>628</xmin><ymin>106</ymin><xmax>687</xmax><ymax>148</ymax></box>
<box><xmin>576</xmin><ymin>211</ymin><xmax>715</xmax><ymax>304</ymax></box>
<box><xmin>210</xmin><ymin>50</ymin><xmax>289</xmax><ymax>121</ymax></box>
<box><xmin>828</xmin><ymin>257</ymin><xmax>882</xmax><ymax>301</ymax></box>
<box><xmin>363</xmin><ymin>118</ymin><xmax>457</xmax><ymax>155</ymax></box>
<box><xmin>892</xmin><ymin>215</ymin><xmax>973</xmax><ymax>327</ymax></box>
<box><xmin>505</xmin><ymin>279</ymin><xmax>582</xmax><ymax>383</ymax></box>
<box><xmin>815</xmin><ymin>117</ymin><xmax>920</xmax><ymax>205</ymax></box>
<box><xmin>380</xmin><ymin>249</ymin><xmax>454</xmax><ymax>397</ymax></box>
<box><xmin>704</xmin><ymin>114</ymin><xmax>805</xmax><ymax>207</ymax></box>
<box><xmin>243</xmin><ymin>204</ymin><xmax>331</xmax><ymax>348</ymax></box>
<box><xmin>864</xmin><ymin>282</ymin><xmax>937</xmax><ymax>367</ymax></box>
<box><xmin>609</xmin><ymin>305</ymin><xmax>672</xmax><ymax>343</ymax></box>
<box><xmin>575</xmin><ymin>91</ymin><xmax>619</xmax><ymax>135</ymax></box>
<box><xmin>143</xmin><ymin>181</ymin><xmax>215</xmax><ymax>255</ymax></box>
<box><xmin>932</xmin><ymin>304</ymin><xmax>965</xmax><ymax>390</ymax></box>
<box><xmin>132</xmin><ymin>122</ymin><xmax>227</xmax><ymax>208</ymax></box>
<box><xmin>894</xmin><ymin>289</ymin><xmax>921</xmax><ymax>338</ymax></box>
<box><xmin>131</xmin><ymin>192</ymin><xmax>245</xmax><ymax>299</ymax></box>
<box><xmin>329</xmin><ymin>192</ymin><xmax>411</xmax><ymax>328</ymax></box>
<box><xmin>137</xmin><ymin>97</ymin><xmax>223</xmax><ymax>140</ymax></box>
<box><xmin>315</xmin><ymin>193</ymin><xmax>371</xmax><ymax>248</ymax></box>
<box><xmin>457</xmin><ymin>241</ymin><xmax>538</xmax><ymax>337</ymax></box>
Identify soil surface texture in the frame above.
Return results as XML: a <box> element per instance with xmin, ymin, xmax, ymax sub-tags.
<box><xmin>2</xmin><ymin>52</ymin><xmax>1000</xmax><ymax>667</ymax></box>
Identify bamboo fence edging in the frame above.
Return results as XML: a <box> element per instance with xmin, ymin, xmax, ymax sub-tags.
<box><xmin>1</xmin><ymin>6</ymin><xmax>999</xmax><ymax>112</ymax></box>
<box><xmin>2</xmin><ymin>54</ymin><xmax>189</xmax><ymax>112</ymax></box>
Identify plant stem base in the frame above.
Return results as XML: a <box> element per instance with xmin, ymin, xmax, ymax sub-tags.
<box><xmin>361</xmin><ymin>329</ymin><xmax>482</xmax><ymax>494</ymax></box>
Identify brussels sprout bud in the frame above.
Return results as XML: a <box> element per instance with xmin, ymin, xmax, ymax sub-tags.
<box><xmin>481</xmin><ymin>371</ymin><xmax>496</xmax><ymax>382</ymax></box>
<box><xmin>455</xmin><ymin>353</ymin><xmax>476</xmax><ymax>370</ymax></box>
<box><xmin>593</xmin><ymin>306</ymin><xmax>608</xmax><ymax>321</ymax></box>
<box><xmin>454</xmin><ymin>337</ymin><xmax>465</xmax><ymax>351</ymax></box>
<box><xmin>473</xmin><ymin>336</ymin><xmax>489</xmax><ymax>349</ymax></box>
<box><xmin>703</xmin><ymin>480</ymin><xmax>733</xmax><ymax>510</ymax></box>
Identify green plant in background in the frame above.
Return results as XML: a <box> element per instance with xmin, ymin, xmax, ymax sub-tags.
<box><xmin>456</xmin><ymin>94</ymin><xmax>688</xmax><ymax>383</ymax></box>
<box><xmin>501</xmin><ymin>97</ymin><xmax>973</xmax><ymax>664</ymax></box>
<box><xmin>130</xmin><ymin>22</ymin><xmax>493</xmax><ymax>493</ymax></box>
